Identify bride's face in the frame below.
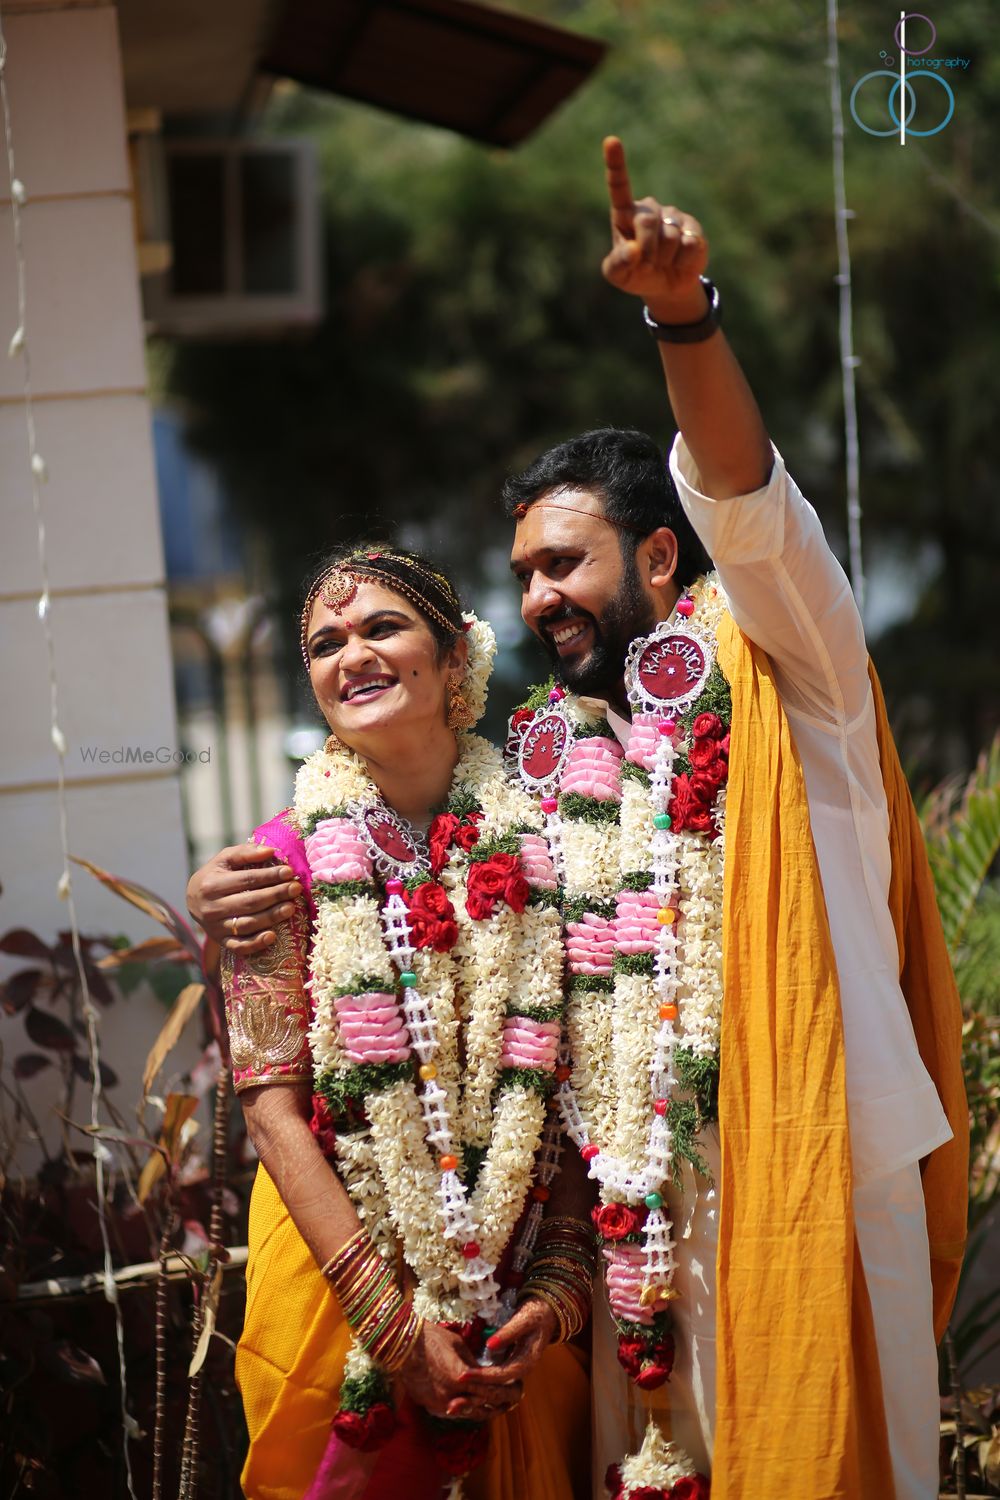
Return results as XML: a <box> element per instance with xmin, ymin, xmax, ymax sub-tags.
<box><xmin>305</xmin><ymin>580</ymin><xmax>466</xmax><ymax>751</ymax></box>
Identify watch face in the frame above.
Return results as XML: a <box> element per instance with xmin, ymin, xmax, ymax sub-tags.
<box><xmin>362</xmin><ymin>807</ymin><xmax>420</xmax><ymax>866</ymax></box>
<box><xmin>518</xmin><ymin>711</ymin><xmax>571</xmax><ymax>789</ymax></box>
<box><xmin>626</xmin><ymin>628</ymin><xmax>712</xmax><ymax>713</ymax></box>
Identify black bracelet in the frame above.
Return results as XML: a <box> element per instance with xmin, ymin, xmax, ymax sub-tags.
<box><xmin>643</xmin><ymin>277</ymin><xmax>721</xmax><ymax>344</ymax></box>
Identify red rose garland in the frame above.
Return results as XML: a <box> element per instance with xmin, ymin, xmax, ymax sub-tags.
<box><xmin>428</xmin><ymin>809</ymin><xmax>483</xmax><ymax>875</ymax></box>
<box><xmin>403</xmin><ymin>881</ymin><xmax>459</xmax><ymax>952</ymax></box>
<box><xmin>667</xmin><ymin>712</ymin><xmax>729</xmax><ymax>837</ymax></box>
<box><xmin>592</xmin><ymin>1202</ymin><xmax>644</xmax><ymax>1241</ymax></box>
<box><xmin>331</xmin><ymin>1402</ymin><xmax>398</xmax><ymax>1452</ymax></box>
<box><xmin>606</xmin><ymin>1466</ymin><xmax>710</xmax><ymax>1500</ymax></box>
<box><xmin>465</xmin><ymin>853</ymin><xmax>531</xmax><ymax>920</ymax></box>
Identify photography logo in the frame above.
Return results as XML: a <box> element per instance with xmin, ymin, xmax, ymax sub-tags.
<box><xmin>850</xmin><ymin>11</ymin><xmax>966</xmax><ymax>140</ymax></box>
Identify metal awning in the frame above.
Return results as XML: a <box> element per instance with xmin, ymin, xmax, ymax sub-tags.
<box><xmin>260</xmin><ymin>0</ymin><xmax>607</xmax><ymax>147</ymax></box>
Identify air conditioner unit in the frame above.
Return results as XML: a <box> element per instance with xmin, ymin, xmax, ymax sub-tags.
<box><xmin>141</xmin><ymin>139</ymin><xmax>322</xmax><ymax>336</ymax></box>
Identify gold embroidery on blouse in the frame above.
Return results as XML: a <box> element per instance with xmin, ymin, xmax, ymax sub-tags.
<box><xmin>229</xmin><ymin>990</ymin><xmax>307</xmax><ymax>1074</ymax></box>
<box><xmin>222</xmin><ymin>896</ymin><xmax>311</xmax><ymax>1086</ymax></box>
<box><xmin>241</xmin><ymin>922</ymin><xmax>295</xmax><ymax>979</ymax></box>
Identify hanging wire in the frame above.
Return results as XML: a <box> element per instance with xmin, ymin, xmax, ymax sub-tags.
<box><xmin>0</xmin><ymin>11</ymin><xmax>139</xmax><ymax>1496</ymax></box>
<box><xmin>825</xmin><ymin>0</ymin><xmax>866</xmax><ymax>616</ymax></box>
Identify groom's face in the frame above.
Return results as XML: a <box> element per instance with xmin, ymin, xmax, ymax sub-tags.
<box><xmin>510</xmin><ymin>488</ymin><xmax>656</xmax><ymax>698</ymax></box>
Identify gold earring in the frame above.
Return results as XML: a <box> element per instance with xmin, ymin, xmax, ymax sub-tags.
<box><xmin>446</xmin><ymin>677</ymin><xmax>475</xmax><ymax>731</ymax></box>
<box><xmin>324</xmin><ymin>732</ymin><xmax>346</xmax><ymax>755</ymax></box>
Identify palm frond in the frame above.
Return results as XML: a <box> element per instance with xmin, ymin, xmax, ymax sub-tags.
<box><xmin>921</xmin><ymin>735</ymin><xmax>1000</xmax><ymax>954</ymax></box>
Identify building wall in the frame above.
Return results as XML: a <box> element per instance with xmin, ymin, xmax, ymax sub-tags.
<box><xmin>0</xmin><ymin>2</ymin><xmax>199</xmax><ymax>1162</ymax></box>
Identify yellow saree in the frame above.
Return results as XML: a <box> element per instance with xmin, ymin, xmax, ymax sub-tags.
<box><xmin>237</xmin><ymin>1169</ymin><xmax>590</xmax><ymax>1500</ymax></box>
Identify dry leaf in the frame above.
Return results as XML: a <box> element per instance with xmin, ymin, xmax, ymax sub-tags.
<box><xmin>188</xmin><ymin>1263</ymin><xmax>223</xmax><ymax>1377</ymax></box>
<box><xmin>142</xmin><ymin>983</ymin><xmax>205</xmax><ymax>1096</ymax></box>
<box><xmin>137</xmin><ymin>1151</ymin><xmax>167</xmax><ymax>1203</ymax></box>
<box><xmin>160</xmin><ymin>1093</ymin><xmax>199</xmax><ymax>1159</ymax></box>
<box><xmin>99</xmin><ymin>937</ymin><xmax>191</xmax><ymax>969</ymax></box>
<box><xmin>983</xmin><ymin>1429</ymin><xmax>1000</xmax><ymax>1488</ymax></box>
<box><xmin>71</xmin><ymin>856</ymin><xmax>203</xmax><ymax>962</ymax></box>
<box><xmin>137</xmin><ymin>1092</ymin><xmax>199</xmax><ymax>1202</ymax></box>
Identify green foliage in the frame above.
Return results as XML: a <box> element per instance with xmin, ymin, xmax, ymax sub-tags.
<box><xmin>528</xmin><ymin>886</ymin><xmax>561</xmax><ymax>910</ymax></box>
<box><xmin>300</xmin><ymin>807</ymin><xmax>347</xmax><ymax>836</ymax></box>
<box><xmin>562</xmin><ymin>894</ymin><xmax>617</xmax><ymax>923</ymax></box>
<box><xmin>920</xmin><ymin>738</ymin><xmax>1000</xmax><ymax>1229</ymax></box>
<box><xmin>666</xmin><ymin>1099</ymin><xmax>710</xmax><ymax>1183</ymax></box>
<box><xmin>461</xmin><ymin>1142</ymin><xmax>489</xmax><ymax>1192</ymax></box>
<box><xmin>674</xmin><ymin>1047</ymin><xmax>721</xmax><ymax>1126</ymax></box>
<box><xmin>919</xmin><ymin>739</ymin><xmax>1000</xmax><ymax>1386</ymax></box>
<box><xmin>953</xmin><ymin>884</ymin><xmax>1000</xmax><ymax>1010</ymax></box>
<box><xmin>339</xmin><ymin>1369</ymin><xmax>391</xmax><ymax>1413</ymax></box>
<box><xmin>506</xmin><ymin>1000</ymin><xmax>564</xmax><ymax>1023</ymax></box>
<box><xmin>495</xmin><ymin>1066</ymin><xmax>556</xmax><ymax>1098</ymax></box>
<box><xmin>572</xmin><ymin>719</ymin><xmax>615</xmax><ymax>740</ymax></box>
<box><xmin>312</xmin><ymin>879</ymin><xmax>378</xmax><ymax>906</ymax></box>
<box><xmin>447</xmin><ymin>786</ymin><xmax>482</xmax><ymax>818</ymax></box>
<box><xmin>317</xmin><ymin>1061</ymin><xmax>413</xmax><ymax>1120</ymax></box>
<box><xmin>612</xmin><ymin>952</ymin><xmax>655</xmax><ymax>977</ymax></box>
<box><xmin>518</xmin><ymin>680</ymin><xmax>555</xmax><ymax>714</ymax></box>
<box><xmin>568</xmin><ymin>973</ymin><xmax>614</xmax><ymax>993</ymax></box>
<box><xmin>467</xmin><ymin>832</ymin><xmax>523</xmax><ymax>861</ymax></box>
<box><xmin>923</xmin><ymin>737</ymin><xmax>1000</xmax><ymax>952</ymax></box>
<box><xmin>559</xmin><ymin>793</ymin><xmax>620</xmax><ymax>824</ymax></box>
<box><xmin>330</xmin><ymin>974</ymin><xmax>395</xmax><ymax>998</ymax></box>
<box><xmin>160</xmin><ymin>0</ymin><xmax>1000</xmax><ymax>760</ymax></box>
<box><xmin>619</xmin><ymin>760</ymin><xmax>651</xmax><ymax>788</ymax></box>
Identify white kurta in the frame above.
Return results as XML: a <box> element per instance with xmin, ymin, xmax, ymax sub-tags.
<box><xmin>590</xmin><ymin>438</ymin><xmax>950</xmax><ymax>1499</ymax></box>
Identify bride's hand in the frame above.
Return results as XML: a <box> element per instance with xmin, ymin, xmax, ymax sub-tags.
<box><xmin>399</xmin><ymin>1321</ymin><xmax>525</xmax><ymax>1421</ymax></box>
<box><xmin>442</xmin><ymin>1300</ymin><xmax>558</xmax><ymax>1420</ymax></box>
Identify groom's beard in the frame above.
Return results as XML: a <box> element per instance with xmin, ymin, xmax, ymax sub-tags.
<box><xmin>539</xmin><ymin>549</ymin><xmax>656</xmax><ymax>699</ymax></box>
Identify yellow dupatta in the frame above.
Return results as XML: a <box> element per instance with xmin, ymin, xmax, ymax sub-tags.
<box><xmin>712</xmin><ymin>615</ymin><xmax>967</xmax><ymax>1498</ymax></box>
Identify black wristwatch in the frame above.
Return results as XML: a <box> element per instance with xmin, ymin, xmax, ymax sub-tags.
<box><xmin>643</xmin><ymin>277</ymin><xmax>721</xmax><ymax>344</ymax></box>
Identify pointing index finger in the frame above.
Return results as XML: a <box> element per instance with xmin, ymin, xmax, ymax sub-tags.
<box><xmin>603</xmin><ymin>135</ymin><xmax>635</xmax><ymax>238</ymax></box>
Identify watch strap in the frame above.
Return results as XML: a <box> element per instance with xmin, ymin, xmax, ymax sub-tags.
<box><xmin>643</xmin><ymin>277</ymin><xmax>721</xmax><ymax>344</ymax></box>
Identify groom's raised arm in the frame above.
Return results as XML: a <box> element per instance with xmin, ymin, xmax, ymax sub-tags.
<box><xmin>601</xmin><ymin>136</ymin><xmax>870</xmax><ymax>725</ymax></box>
<box><xmin>601</xmin><ymin>136</ymin><xmax>773</xmax><ymax>501</ymax></box>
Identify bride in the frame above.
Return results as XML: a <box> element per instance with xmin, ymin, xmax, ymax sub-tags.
<box><xmin>220</xmin><ymin>543</ymin><xmax>594</xmax><ymax>1499</ymax></box>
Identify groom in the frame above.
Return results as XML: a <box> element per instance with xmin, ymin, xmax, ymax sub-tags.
<box><xmin>188</xmin><ymin>139</ymin><xmax>966</xmax><ymax>1499</ymax></box>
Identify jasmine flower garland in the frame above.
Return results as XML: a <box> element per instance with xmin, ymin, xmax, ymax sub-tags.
<box><xmin>295</xmin><ymin>728</ymin><xmax>564</xmax><ymax>1341</ymax></box>
<box><xmin>507</xmin><ymin>572</ymin><xmax>729</xmax><ymax>1496</ymax></box>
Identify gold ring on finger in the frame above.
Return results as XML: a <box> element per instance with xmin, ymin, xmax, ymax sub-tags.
<box><xmin>231</xmin><ymin>916</ymin><xmax>240</xmax><ymax>937</ymax></box>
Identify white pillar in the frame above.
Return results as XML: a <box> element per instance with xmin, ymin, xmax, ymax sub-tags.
<box><xmin>0</xmin><ymin>3</ymin><xmax>196</xmax><ymax>1158</ymax></box>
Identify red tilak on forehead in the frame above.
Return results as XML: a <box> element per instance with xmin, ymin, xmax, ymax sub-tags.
<box><xmin>513</xmin><ymin>501</ymin><xmax>647</xmax><ymax>535</ymax></box>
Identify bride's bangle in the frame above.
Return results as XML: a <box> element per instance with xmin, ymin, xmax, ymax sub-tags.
<box><xmin>516</xmin><ymin>1216</ymin><xmax>597</xmax><ymax>1343</ymax></box>
<box><xmin>322</xmin><ymin>1230</ymin><xmax>423</xmax><ymax>1373</ymax></box>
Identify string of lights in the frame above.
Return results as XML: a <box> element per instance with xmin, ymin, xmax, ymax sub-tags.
<box><xmin>0</xmin><ymin>12</ymin><xmax>139</xmax><ymax>1495</ymax></box>
<box><xmin>826</xmin><ymin>0</ymin><xmax>866</xmax><ymax>616</ymax></box>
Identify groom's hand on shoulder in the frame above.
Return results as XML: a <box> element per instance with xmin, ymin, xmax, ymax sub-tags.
<box><xmin>186</xmin><ymin>842</ymin><xmax>301</xmax><ymax>954</ymax></box>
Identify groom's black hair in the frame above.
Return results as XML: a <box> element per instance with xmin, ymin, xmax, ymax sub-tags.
<box><xmin>502</xmin><ymin>427</ymin><xmax>712</xmax><ymax>590</ymax></box>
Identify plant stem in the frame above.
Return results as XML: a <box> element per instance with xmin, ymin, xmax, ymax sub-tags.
<box><xmin>177</xmin><ymin>1067</ymin><xmax>231</xmax><ymax>1499</ymax></box>
<box><xmin>152</xmin><ymin>1205</ymin><xmax>177</xmax><ymax>1500</ymax></box>
<box><xmin>945</xmin><ymin>1326</ymin><xmax>966</xmax><ymax>1499</ymax></box>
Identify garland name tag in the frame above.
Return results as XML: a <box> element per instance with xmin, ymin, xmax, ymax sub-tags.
<box><xmin>625</xmin><ymin>623</ymin><xmax>715</xmax><ymax>715</ymax></box>
<box><xmin>517</xmin><ymin>709</ymin><xmax>572</xmax><ymax>791</ymax></box>
<box><xmin>357</xmin><ymin>804</ymin><xmax>427</xmax><ymax>875</ymax></box>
